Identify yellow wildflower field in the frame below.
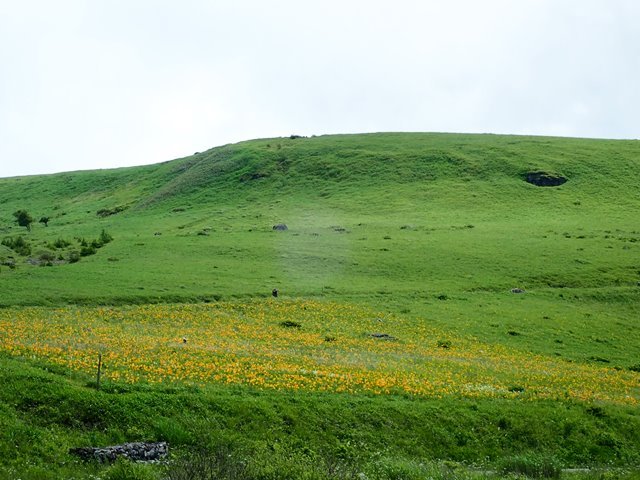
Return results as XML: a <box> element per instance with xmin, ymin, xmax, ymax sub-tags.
<box><xmin>0</xmin><ymin>300</ymin><xmax>637</xmax><ymax>404</ymax></box>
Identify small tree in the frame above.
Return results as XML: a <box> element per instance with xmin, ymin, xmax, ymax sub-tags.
<box><xmin>39</xmin><ymin>216</ymin><xmax>50</xmax><ymax>227</ymax></box>
<box><xmin>13</xmin><ymin>210</ymin><xmax>34</xmax><ymax>231</ymax></box>
<box><xmin>99</xmin><ymin>229</ymin><xmax>113</xmax><ymax>245</ymax></box>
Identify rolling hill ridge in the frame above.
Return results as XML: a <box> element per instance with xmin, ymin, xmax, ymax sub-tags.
<box><xmin>1</xmin><ymin>132</ymin><xmax>638</xmax><ymax>305</ymax></box>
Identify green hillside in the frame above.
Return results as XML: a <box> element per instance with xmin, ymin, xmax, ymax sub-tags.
<box><xmin>1</xmin><ymin>133</ymin><xmax>639</xmax><ymax>301</ymax></box>
<box><xmin>1</xmin><ymin>132</ymin><xmax>639</xmax><ymax>479</ymax></box>
<box><xmin>1</xmin><ymin>133</ymin><xmax>639</xmax><ymax>362</ymax></box>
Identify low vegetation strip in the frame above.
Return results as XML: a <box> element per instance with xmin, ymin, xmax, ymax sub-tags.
<box><xmin>1</xmin><ymin>300</ymin><xmax>637</xmax><ymax>404</ymax></box>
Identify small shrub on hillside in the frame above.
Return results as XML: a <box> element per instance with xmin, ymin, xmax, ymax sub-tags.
<box><xmin>586</xmin><ymin>406</ymin><xmax>607</xmax><ymax>418</ymax></box>
<box><xmin>1</xmin><ymin>258</ymin><xmax>16</xmax><ymax>269</ymax></box>
<box><xmin>2</xmin><ymin>236</ymin><xmax>31</xmax><ymax>256</ymax></box>
<box><xmin>280</xmin><ymin>320</ymin><xmax>302</xmax><ymax>328</ymax></box>
<box><xmin>72</xmin><ymin>231</ymin><xmax>114</xmax><ymax>258</ymax></box>
<box><xmin>436</xmin><ymin>339</ymin><xmax>452</xmax><ymax>349</ymax></box>
<box><xmin>498</xmin><ymin>418</ymin><xmax>511</xmax><ymax>430</ymax></box>
<box><xmin>97</xmin><ymin>205</ymin><xmax>128</xmax><ymax>217</ymax></box>
<box><xmin>52</xmin><ymin>238</ymin><xmax>71</xmax><ymax>249</ymax></box>
<box><xmin>80</xmin><ymin>245</ymin><xmax>97</xmax><ymax>257</ymax></box>
<box><xmin>68</xmin><ymin>250</ymin><xmax>81</xmax><ymax>263</ymax></box>
<box><xmin>497</xmin><ymin>453</ymin><xmax>562</xmax><ymax>479</ymax></box>
<box><xmin>100</xmin><ymin>229</ymin><xmax>114</xmax><ymax>245</ymax></box>
<box><xmin>13</xmin><ymin>209</ymin><xmax>34</xmax><ymax>231</ymax></box>
<box><xmin>38</xmin><ymin>251</ymin><xmax>56</xmax><ymax>266</ymax></box>
<box><xmin>628</xmin><ymin>364</ymin><xmax>640</xmax><ymax>373</ymax></box>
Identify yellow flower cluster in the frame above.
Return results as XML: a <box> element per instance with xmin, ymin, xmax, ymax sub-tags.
<box><xmin>0</xmin><ymin>300</ymin><xmax>637</xmax><ymax>404</ymax></box>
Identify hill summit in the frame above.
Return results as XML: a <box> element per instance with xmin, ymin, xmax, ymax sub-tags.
<box><xmin>0</xmin><ymin>132</ymin><xmax>638</xmax><ymax>308</ymax></box>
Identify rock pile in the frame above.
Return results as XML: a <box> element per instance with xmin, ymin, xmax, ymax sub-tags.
<box><xmin>69</xmin><ymin>442</ymin><xmax>168</xmax><ymax>463</ymax></box>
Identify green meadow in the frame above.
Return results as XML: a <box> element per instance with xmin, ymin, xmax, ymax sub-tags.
<box><xmin>0</xmin><ymin>133</ymin><xmax>639</xmax><ymax>479</ymax></box>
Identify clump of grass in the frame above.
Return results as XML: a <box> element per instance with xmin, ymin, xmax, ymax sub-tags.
<box><xmin>586</xmin><ymin>406</ymin><xmax>607</xmax><ymax>418</ymax></box>
<box><xmin>164</xmin><ymin>446</ymin><xmax>250</xmax><ymax>480</ymax></box>
<box><xmin>497</xmin><ymin>453</ymin><xmax>562</xmax><ymax>479</ymax></box>
<box><xmin>104</xmin><ymin>459</ymin><xmax>160</xmax><ymax>480</ymax></box>
<box><xmin>280</xmin><ymin>320</ymin><xmax>302</xmax><ymax>328</ymax></box>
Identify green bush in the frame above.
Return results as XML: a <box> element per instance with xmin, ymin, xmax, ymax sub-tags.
<box><xmin>97</xmin><ymin>205</ymin><xmax>128</xmax><ymax>217</ymax></box>
<box><xmin>38</xmin><ymin>251</ymin><xmax>56</xmax><ymax>266</ymax></box>
<box><xmin>52</xmin><ymin>238</ymin><xmax>71</xmax><ymax>249</ymax></box>
<box><xmin>1</xmin><ymin>236</ymin><xmax>31</xmax><ymax>256</ymax></box>
<box><xmin>80</xmin><ymin>245</ymin><xmax>97</xmax><ymax>257</ymax></box>
<box><xmin>13</xmin><ymin>209</ymin><xmax>33</xmax><ymax>231</ymax></box>
<box><xmin>69</xmin><ymin>231</ymin><xmax>114</xmax><ymax>258</ymax></box>
<box><xmin>100</xmin><ymin>229</ymin><xmax>114</xmax><ymax>245</ymax></box>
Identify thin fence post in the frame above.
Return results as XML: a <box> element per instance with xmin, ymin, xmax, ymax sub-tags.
<box><xmin>96</xmin><ymin>353</ymin><xmax>102</xmax><ymax>390</ymax></box>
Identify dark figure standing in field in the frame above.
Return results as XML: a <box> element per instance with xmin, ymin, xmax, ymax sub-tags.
<box><xmin>272</xmin><ymin>288</ymin><xmax>278</xmax><ymax>298</ymax></box>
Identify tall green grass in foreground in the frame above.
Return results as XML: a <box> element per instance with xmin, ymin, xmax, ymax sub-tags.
<box><xmin>1</xmin><ymin>353</ymin><xmax>639</xmax><ymax>479</ymax></box>
<box><xmin>0</xmin><ymin>132</ymin><xmax>639</xmax><ymax>478</ymax></box>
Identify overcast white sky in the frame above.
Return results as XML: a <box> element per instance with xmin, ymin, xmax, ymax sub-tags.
<box><xmin>1</xmin><ymin>0</ymin><xmax>638</xmax><ymax>178</ymax></box>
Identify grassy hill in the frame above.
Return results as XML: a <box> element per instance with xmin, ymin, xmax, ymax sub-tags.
<box><xmin>0</xmin><ymin>132</ymin><xmax>639</xmax><ymax>479</ymax></box>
